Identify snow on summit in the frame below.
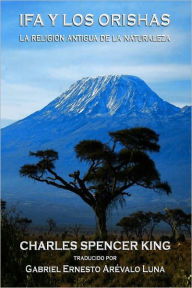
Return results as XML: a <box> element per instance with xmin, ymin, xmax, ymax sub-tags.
<box><xmin>41</xmin><ymin>75</ymin><xmax>180</xmax><ymax>118</ymax></box>
<box><xmin>1</xmin><ymin>75</ymin><xmax>190</xmax><ymax>225</ymax></box>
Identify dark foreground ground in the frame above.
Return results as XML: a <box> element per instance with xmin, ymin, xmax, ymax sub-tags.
<box><xmin>2</xmin><ymin>228</ymin><xmax>191</xmax><ymax>287</ymax></box>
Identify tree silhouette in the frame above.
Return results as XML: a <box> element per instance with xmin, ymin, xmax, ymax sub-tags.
<box><xmin>71</xmin><ymin>224</ymin><xmax>81</xmax><ymax>240</ymax></box>
<box><xmin>20</xmin><ymin>127</ymin><xmax>171</xmax><ymax>239</ymax></box>
<box><xmin>117</xmin><ymin>211</ymin><xmax>150</xmax><ymax>240</ymax></box>
<box><xmin>117</xmin><ymin>216</ymin><xmax>137</xmax><ymax>238</ymax></box>
<box><xmin>163</xmin><ymin>208</ymin><xmax>190</xmax><ymax>242</ymax></box>
<box><xmin>1</xmin><ymin>204</ymin><xmax>53</xmax><ymax>286</ymax></box>
<box><xmin>183</xmin><ymin>213</ymin><xmax>191</xmax><ymax>237</ymax></box>
<box><xmin>145</xmin><ymin>211</ymin><xmax>162</xmax><ymax>240</ymax></box>
<box><xmin>47</xmin><ymin>218</ymin><xmax>56</xmax><ymax>234</ymax></box>
<box><xmin>17</xmin><ymin>217</ymin><xmax>32</xmax><ymax>234</ymax></box>
<box><xmin>1</xmin><ymin>199</ymin><xmax>6</xmax><ymax>211</ymax></box>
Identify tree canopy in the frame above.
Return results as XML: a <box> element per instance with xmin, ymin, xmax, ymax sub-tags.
<box><xmin>20</xmin><ymin>127</ymin><xmax>171</xmax><ymax>239</ymax></box>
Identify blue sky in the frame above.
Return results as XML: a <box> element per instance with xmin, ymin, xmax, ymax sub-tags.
<box><xmin>1</xmin><ymin>0</ymin><xmax>191</xmax><ymax>124</ymax></box>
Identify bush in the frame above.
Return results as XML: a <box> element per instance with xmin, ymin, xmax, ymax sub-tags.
<box><xmin>1</xmin><ymin>207</ymin><xmax>53</xmax><ymax>287</ymax></box>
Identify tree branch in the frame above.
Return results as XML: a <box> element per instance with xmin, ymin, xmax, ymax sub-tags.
<box><xmin>31</xmin><ymin>172</ymin><xmax>95</xmax><ymax>207</ymax></box>
<box><xmin>83</xmin><ymin>160</ymin><xmax>101</xmax><ymax>181</ymax></box>
<box><xmin>75</xmin><ymin>173</ymin><xmax>96</xmax><ymax>206</ymax></box>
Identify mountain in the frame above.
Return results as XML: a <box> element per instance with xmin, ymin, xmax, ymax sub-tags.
<box><xmin>1</xmin><ymin>75</ymin><xmax>191</xmax><ymax>225</ymax></box>
<box><xmin>1</xmin><ymin>119</ymin><xmax>15</xmax><ymax>128</ymax></box>
<box><xmin>36</xmin><ymin>75</ymin><xmax>179</xmax><ymax>117</ymax></box>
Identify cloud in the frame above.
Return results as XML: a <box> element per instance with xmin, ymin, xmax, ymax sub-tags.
<box><xmin>1</xmin><ymin>25</ymin><xmax>190</xmax><ymax>120</ymax></box>
<box><xmin>2</xmin><ymin>36</ymin><xmax>190</xmax><ymax>89</ymax></box>
<box><xmin>1</xmin><ymin>81</ymin><xmax>58</xmax><ymax>120</ymax></box>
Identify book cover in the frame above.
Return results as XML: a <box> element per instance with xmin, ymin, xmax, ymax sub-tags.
<box><xmin>1</xmin><ymin>0</ymin><xmax>191</xmax><ymax>287</ymax></box>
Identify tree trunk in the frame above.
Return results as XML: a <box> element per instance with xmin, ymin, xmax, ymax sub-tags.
<box><xmin>149</xmin><ymin>226</ymin><xmax>155</xmax><ymax>240</ymax></box>
<box><xmin>171</xmin><ymin>225</ymin><xmax>179</xmax><ymax>242</ymax></box>
<box><xmin>96</xmin><ymin>210</ymin><xmax>107</xmax><ymax>240</ymax></box>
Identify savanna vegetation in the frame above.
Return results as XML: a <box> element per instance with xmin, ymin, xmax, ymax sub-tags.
<box><xmin>1</xmin><ymin>200</ymin><xmax>191</xmax><ymax>287</ymax></box>
<box><xmin>20</xmin><ymin>127</ymin><xmax>171</xmax><ymax>239</ymax></box>
<box><xmin>117</xmin><ymin>209</ymin><xmax>191</xmax><ymax>242</ymax></box>
<box><xmin>1</xmin><ymin>127</ymin><xmax>191</xmax><ymax>287</ymax></box>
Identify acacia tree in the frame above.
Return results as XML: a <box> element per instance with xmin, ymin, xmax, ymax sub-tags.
<box><xmin>20</xmin><ymin>127</ymin><xmax>171</xmax><ymax>239</ymax></box>
<box><xmin>163</xmin><ymin>208</ymin><xmax>189</xmax><ymax>241</ymax></box>
<box><xmin>145</xmin><ymin>211</ymin><xmax>162</xmax><ymax>240</ymax></box>
<box><xmin>117</xmin><ymin>211</ymin><xmax>150</xmax><ymax>240</ymax></box>
<box><xmin>183</xmin><ymin>213</ymin><xmax>191</xmax><ymax>237</ymax></box>
<box><xmin>117</xmin><ymin>215</ymin><xmax>138</xmax><ymax>238</ymax></box>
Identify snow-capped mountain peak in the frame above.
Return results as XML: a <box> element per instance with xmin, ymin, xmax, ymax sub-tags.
<box><xmin>39</xmin><ymin>75</ymin><xmax>180</xmax><ymax>118</ymax></box>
